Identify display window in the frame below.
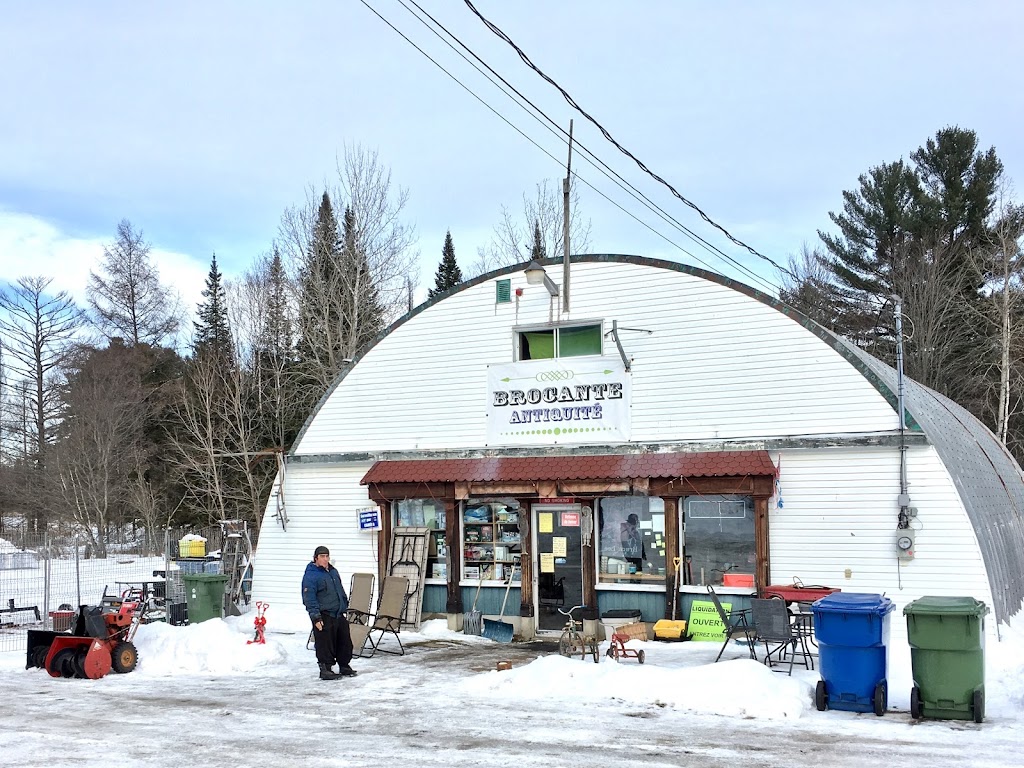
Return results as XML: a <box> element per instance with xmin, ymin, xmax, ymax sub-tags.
<box><xmin>461</xmin><ymin>499</ymin><xmax>522</xmax><ymax>583</ymax></box>
<box><xmin>597</xmin><ymin>496</ymin><xmax>666</xmax><ymax>585</ymax></box>
<box><xmin>394</xmin><ymin>499</ymin><xmax>446</xmax><ymax>581</ymax></box>
<box><xmin>682</xmin><ymin>495</ymin><xmax>755</xmax><ymax>587</ymax></box>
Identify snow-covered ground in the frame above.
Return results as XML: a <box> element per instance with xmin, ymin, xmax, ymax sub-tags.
<box><xmin>1</xmin><ymin>607</ymin><xmax>1021</xmax><ymax>767</ymax></box>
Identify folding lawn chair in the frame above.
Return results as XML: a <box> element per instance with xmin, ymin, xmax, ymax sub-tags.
<box><xmin>307</xmin><ymin>572</ymin><xmax>376</xmax><ymax>651</ymax></box>
<box><xmin>352</xmin><ymin>575</ymin><xmax>410</xmax><ymax>659</ymax></box>
<box><xmin>707</xmin><ymin>585</ymin><xmax>758</xmax><ymax>662</ymax></box>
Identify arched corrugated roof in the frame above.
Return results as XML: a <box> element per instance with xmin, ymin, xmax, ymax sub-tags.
<box><xmin>292</xmin><ymin>253</ymin><xmax>1024</xmax><ymax>623</ymax></box>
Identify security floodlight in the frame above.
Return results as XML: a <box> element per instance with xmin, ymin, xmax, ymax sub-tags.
<box><xmin>524</xmin><ymin>260</ymin><xmax>559</xmax><ymax>297</ymax></box>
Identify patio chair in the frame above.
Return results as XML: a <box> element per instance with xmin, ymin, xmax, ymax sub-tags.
<box><xmin>750</xmin><ymin>598</ymin><xmax>813</xmax><ymax>676</ymax></box>
<box><xmin>307</xmin><ymin>572</ymin><xmax>376</xmax><ymax>651</ymax></box>
<box><xmin>706</xmin><ymin>585</ymin><xmax>758</xmax><ymax>662</ymax></box>
<box><xmin>352</xmin><ymin>575</ymin><xmax>410</xmax><ymax>658</ymax></box>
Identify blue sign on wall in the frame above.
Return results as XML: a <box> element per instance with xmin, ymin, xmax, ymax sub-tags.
<box><xmin>357</xmin><ymin>507</ymin><xmax>382</xmax><ymax>531</ymax></box>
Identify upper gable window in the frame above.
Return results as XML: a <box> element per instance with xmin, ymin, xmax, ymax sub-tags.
<box><xmin>518</xmin><ymin>324</ymin><xmax>602</xmax><ymax>360</ymax></box>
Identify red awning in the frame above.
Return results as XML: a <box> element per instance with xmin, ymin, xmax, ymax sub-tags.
<box><xmin>361</xmin><ymin>451</ymin><xmax>776</xmax><ymax>485</ymax></box>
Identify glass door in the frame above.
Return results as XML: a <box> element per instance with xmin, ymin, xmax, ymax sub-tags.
<box><xmin>533</xmin><ymin>503</ymin><xmax>583</xmax><ymax>631</ymax></box>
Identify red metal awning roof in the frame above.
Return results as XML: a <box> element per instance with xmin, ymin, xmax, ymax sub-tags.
<box><xmin>361</xmin><ymin>451</ymin><xmax>776</xmax><ymax>485</ymax></box>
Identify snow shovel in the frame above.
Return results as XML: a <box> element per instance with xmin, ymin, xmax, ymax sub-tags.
<box><xmin>482</xmin><ymin>558</ymin><xmax>517</xmax><ymax>643</ymax></box>
<box><xmin>463</xmin><ymin>574</ymin><xmax>484</xmax><ymax>635</ymax></box>
<box><xmin>653</xmin><ymin>557</ymin><xmax>689</xmax><ymax>640</ymax></box>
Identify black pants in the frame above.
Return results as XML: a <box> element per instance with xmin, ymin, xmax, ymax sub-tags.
<box><xmin>312</xmin><ymin>613</ymin><xmax>354</xmax><ymax>668</ymax></box>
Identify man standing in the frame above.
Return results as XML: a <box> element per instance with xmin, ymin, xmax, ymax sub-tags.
<box><xmin>302</xmin><ymin>546</ymin><xmax>357</xmax><ymax>680</ymax></box>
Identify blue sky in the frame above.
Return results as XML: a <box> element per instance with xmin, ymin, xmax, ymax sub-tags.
<box><xmin>2</xmin><ymin>1</ymin><xmax>1022</xmax><ymax>313</ymax></box>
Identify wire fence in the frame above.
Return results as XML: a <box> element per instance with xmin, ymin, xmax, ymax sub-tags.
<box><xmin>0</xmin><ymin>524</ymin><xmax>253</xmax><ymax>654</ymax></box>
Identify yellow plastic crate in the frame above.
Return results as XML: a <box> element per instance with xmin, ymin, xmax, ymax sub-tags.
<box><xmin>179</xmin><ymin>539</ymin><xmax>206</xmax><ymax>558</ymax></box>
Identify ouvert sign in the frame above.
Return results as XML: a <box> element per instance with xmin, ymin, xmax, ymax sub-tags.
<box><xmin>486</xmin><ymin>358</ymin><xmax>631</xmax><ymax>446</ymax></box>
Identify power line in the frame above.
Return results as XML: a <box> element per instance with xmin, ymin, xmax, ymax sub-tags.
<box><xmin>395</xmin><ymin>0</ymin><xmax>785</xmax><ymax>294</ymax></box>
<box><xmin>355</xmin><ymin>0</ymin><xmax>745</xmax><ymax>283</ymax></box>
<box><xmin>462</xmin><ymin>0</ymin><xmax>796</xmax><ymax>282</ymax></box>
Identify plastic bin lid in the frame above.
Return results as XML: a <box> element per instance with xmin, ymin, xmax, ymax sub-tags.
<box><xmin>812</xmin><ymin>592</ymin><xmax>894</xmax><ymax>614</ymax></box>
<box><xmin>602</xmin><ymin>609</ymin><xmax>642</xmax><ymax>619</ymax></box>
<box><xmin>903</xmin><ymin>596</ymin><xmax>988</xmax><ymax>616</ymax></box>
<box><xmin>182</xmin><ymin>572</ymin><xmax>230</xmax><ymax>582</ymax></box>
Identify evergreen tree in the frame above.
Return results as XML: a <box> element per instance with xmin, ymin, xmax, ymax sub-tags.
<box><xmin>258</xmin><ymin>246</ymin><xmax>293</xmax><ymax>364</ymax></box>
<box><xmin>340</xmin><ymin>205</ymin><xmax>383</xmax><ymax>356</ymax></box>
<box><xmin>193</xmin><ymin>253</ymin><xmax>233</xmax><ymax>362</ymax></box>
<box><xmin>529</xmin><ymin>219</ymin><xmax>547</xmax><ymax>262</ymax></box>
<box><xmin>428</xmin><ymin>231</ymin><xmax>463</xmax><ymax>298</ymax></box>
<box><xmin>297</xmin><ymin>192</ymin><xmax>344</xmax><ymax>370</ymax></box>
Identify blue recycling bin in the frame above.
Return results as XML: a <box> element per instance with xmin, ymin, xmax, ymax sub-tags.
<box><xmin>812</xmin><ymin>593</ymin><xmax>895</xmax><ymax>716</ymax></box>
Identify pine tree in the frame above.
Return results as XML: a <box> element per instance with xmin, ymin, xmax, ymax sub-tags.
<box><xmin>258</xmin><ymin>246</ymin><xmax>293</xmax><ymax>364</ymax></box>
<box><xmin>428</xmin><ymin>231</ymin><xmax>464</xmax><ymax>298</ymax></box>
<box><xmin>193</xmin><ymin>253</ymin><xmax>233</xmax><ymax>362</ymax></box>
<box><xmin>340</xmin><ymin>205</ymin><xmax>383</xmax><ymax>356</ymax></box>
<box><xmin>298</xmin><ymin>192</ymin><xmax>344</xmax><ymax>368</ymax></box>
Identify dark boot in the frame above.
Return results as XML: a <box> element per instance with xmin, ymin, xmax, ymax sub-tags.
<box><xmin>318</xmin><ymin>663</ymin><xmax>339</xmax><ymax>680</ymax></box>
<box><xmin>338</xmin><ymin>665</ymin><xmax>357</xmax><ymax>677</ymax></box>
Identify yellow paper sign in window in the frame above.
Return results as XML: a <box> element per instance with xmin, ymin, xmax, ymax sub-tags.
<box><xmin>552</xmin><ymin>537</ymin><xmax>567</xmax><ymax>557</ymax></box>
<box><xmin>540</xmin><ymin>553</ymin><xmax>555</xmax><ymax>573</ymax></box>
<box><xmin>538</xmin><ymin>512</ymin><xmax>553</xmax><ymax>533</ymax></box>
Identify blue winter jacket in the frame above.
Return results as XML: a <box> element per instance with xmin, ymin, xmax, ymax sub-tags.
<box><xmin>301</xmin><ymin>561</ymin><xmax>349</xmax><ymax>620</ymax></box>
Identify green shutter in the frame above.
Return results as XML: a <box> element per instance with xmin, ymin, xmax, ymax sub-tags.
<box><xmin>495</xmin><ymin>279</ymin><xmax>511</xmax><ymax>303</ymax></box>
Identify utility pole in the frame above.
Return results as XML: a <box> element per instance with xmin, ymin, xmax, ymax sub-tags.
<box><xmin>562</xmin><ymin>119</ymin><xmax>574</xmax><ymax>313</ymax></box>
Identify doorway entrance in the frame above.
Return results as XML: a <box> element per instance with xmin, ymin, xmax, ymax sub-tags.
<box><xmin>533</xmin><ymin>503</ymin><xmax>583</xmax><ymax>631</ymax></box>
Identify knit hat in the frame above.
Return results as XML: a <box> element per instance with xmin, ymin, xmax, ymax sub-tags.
<box><xmin>313</xmin><ymin>546</ymin><xmax>330</xmax><ymax>558</ymax></box>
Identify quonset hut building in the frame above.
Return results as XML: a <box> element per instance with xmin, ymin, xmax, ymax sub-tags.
<box><xmin>251</xmin><ymin>255</ymin><xmax>1024</xmax><ymax>639</ymax></box>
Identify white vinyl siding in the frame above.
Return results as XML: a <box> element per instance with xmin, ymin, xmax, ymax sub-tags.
<box><xmin>295</xmin><ymin>262</ymin><xmax>897</xmax><ymax>455</ymax></box>
<box><xmin>770</xmin><ymin>446</ymin><xmax>995</xmax><ymax>642</ymax></box>
<box><xmin>250</xmin><ymin>463</ymin><xmax>378</xmax><ymax>621</ymax></box>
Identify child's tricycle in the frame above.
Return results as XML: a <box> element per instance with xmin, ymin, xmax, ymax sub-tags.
<box><xmin>606</xmin><ymin>631</ymin><xmax>645</xmax><ymax>663</ymax></box>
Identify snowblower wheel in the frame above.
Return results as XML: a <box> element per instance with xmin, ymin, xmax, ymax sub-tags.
<box><xmin>111</xmin><ymin>641</ymin><xmax>138</xmax><ymax>673</ymax></box>
<box><xmin>637</xmin><ymin>649</ymin><xmax>646</xmax><ymax>664</ymax></box>
<box><xmin>606</xmin><ymin>647</ymin><xmax>615</xmax><ymax>658</ymax></box>
<box><xmin>49</xmin><ymin>648</ymin><xmax>77</xmax><ymax>678</ymax></box>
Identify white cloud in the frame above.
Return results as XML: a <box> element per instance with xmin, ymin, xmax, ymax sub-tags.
<box><xmin>0</xmin><ymin>209</ymin><xmax>208</xmax><ymax>329</ymax></box>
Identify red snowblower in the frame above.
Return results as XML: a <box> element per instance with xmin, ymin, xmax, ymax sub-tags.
<box><xmin>26</xmin><ymin>587</ymin><xmax>147</xmax><ymax>679</ymax></box>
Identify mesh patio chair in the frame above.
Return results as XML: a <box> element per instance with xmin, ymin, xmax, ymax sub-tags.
<box><xmin>750</xmin><ymin>598</ymin><xmax>813</xmax><ymax>675</ymax></box>
<box><xmin>706</xmin><ymin>585</ymin><xmax>758</xmax><ymax>662</ymax></box>
<box><xmin>352</xmin><ymin>575</ymin><xmax>410</xmax><ymax>659</ymax></box>
<box><xmin>307</xmin><ymin>572</ymin><xmax>375</xmax><ymax>650</ymax></box>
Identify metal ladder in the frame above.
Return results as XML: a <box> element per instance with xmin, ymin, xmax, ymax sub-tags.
<box><xmin>220</xmin><ymin>519</ymin><xmax>253</xmax><ymax>615</ymax></box>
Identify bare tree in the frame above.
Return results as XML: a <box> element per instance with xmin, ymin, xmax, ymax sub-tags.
<box><xmin>470</xmin><ymin>178</ymin><xmax>592</xmax><ymax>276</ymax></box>
<box><xmin>88</xmin><ymin>219</ymin><xmax>182</xmax><ymax>346</ymax></box>
<box><xmin>969</xmin><ymin>193</ymin><xmax>1024</xmax><ymax>443</ymax></box>
<box><xmin>49</xmin><ymin>343</ymin><xmax>152</xmax><ymax>557</ymax></box>
<box><xmin>778</xmin><ymin>244</ymin><xmax>840</xmax><ymax>330</ymax></box>
<box><xmin>0</xmin><ymin>277</ymin><xmax>82</xmax><ymax>470</ymax></box>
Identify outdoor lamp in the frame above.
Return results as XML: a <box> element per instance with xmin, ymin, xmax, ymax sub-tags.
<box><xmin>524</xmin><ymin>260</ymin><xmax>559</xmax><ymax>297</ymax></box>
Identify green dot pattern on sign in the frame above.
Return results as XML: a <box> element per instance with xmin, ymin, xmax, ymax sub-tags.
<box><xmin>501</xmin><ymin>427</ymin><xmax>614</xmax><ymax>436</ymax></box>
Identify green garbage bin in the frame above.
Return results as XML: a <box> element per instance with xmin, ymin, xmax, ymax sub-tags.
<box><xmin>183</xmin><ymin>573</ymin><xmax>230</xmax><ymax>624</ymax></box>
<box><xmin>904</xmin><ymin>596</ymin><xmax>988</xmax><ymax>723</ymax></box>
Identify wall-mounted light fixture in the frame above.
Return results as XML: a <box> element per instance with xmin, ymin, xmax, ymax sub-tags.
<box><xmin>524</xmin><ymin>259</ymin><xmax>559</xmax><ymax>297</ymax></box>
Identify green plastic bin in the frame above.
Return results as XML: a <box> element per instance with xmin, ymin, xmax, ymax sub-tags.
<box><xmin>904</xmin><ymin>596</ymin><xmax>988</xmax><ymax>722</ymax></box>
<box><xmin>183</xmin><ymin>573</ymin><xmax>230</xmax><ymax>624</ymax></box>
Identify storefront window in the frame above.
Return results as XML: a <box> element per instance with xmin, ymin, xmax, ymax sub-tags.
<box><xmin>683</xmin><ymin>495</ymin><xmax>755</xmax><ymax>586</ymax></box>
<box><xmin>462</xmin><ymin>499</ymin><xmax>522</xmax><ymax>583</ymax></box>
<box><xmin>597</xmin><ymin>497</ymin><xmax>666</xmax><ymax>584</ymax></box>
<box><xmin>394</xmin><ymin>499</ymin><xmax>446</xmax><ymax>581</ymax></box>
